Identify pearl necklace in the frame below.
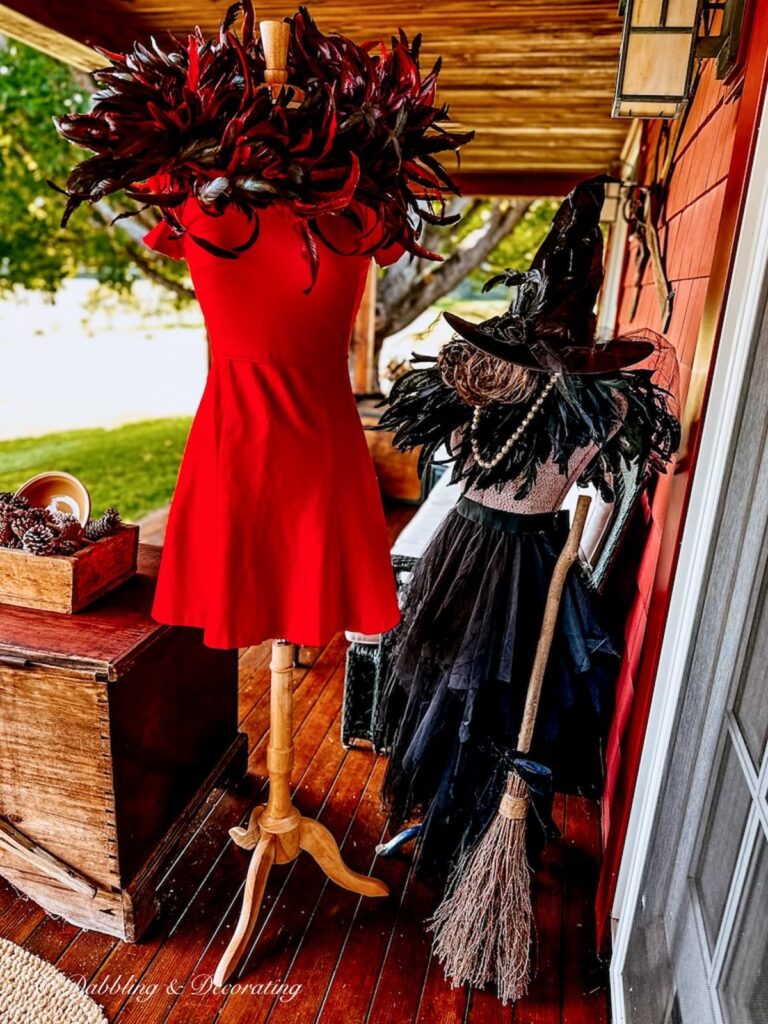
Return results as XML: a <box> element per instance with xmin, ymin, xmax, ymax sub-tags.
<box><xmin>470</xmin><ymin>374</ymin><xmax>560</xmax><ymax>470</ymax></box>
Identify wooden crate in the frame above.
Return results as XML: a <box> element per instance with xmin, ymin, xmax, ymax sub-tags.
<box><xmin>0</xmin><ymin>525</ymin><xmax>139</xmax><ymax>613</ymax></box>
<box><xmin>0</xmin><ymin>544</ymin><xmax>246</xmax><ymax>940</ymax></box>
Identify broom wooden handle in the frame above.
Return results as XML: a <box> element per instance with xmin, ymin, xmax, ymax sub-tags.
<box><xmin>516</xmin><ymin>494</ymin><xmax>591</xmax><ymax>756</ymax></box>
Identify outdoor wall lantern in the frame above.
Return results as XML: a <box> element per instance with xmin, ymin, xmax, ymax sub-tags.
<box><xmin>613</xmin><ymin>0</ymin><xmax>747</xmax><ymax>119</ymax></box>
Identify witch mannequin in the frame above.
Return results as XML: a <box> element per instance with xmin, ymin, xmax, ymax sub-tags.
<box><xmin>377</xmin><ymin>177</ymin><xmax>680</xmax><ymax>913</ymax></box>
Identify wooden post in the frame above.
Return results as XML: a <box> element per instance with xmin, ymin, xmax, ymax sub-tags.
<box><xmin>262</xmin><ymin>642</ymin><xmax>298</xmax><ymax>827</ymax></box>
<box><xmin>259</xmin><ymin>19</ymin><xmax>304</xmax><ymax>104</ymax></box>
<box><xmin>352</xmin><ymin>263</ymin><xmax>378</xmax><ymax>395</ymax></box>
<box><xmin>214</xmin><ymin>635</ymin><xmax>388</xmax><ymax>988</ymax></box>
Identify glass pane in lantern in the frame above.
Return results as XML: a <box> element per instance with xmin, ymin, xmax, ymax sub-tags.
<box><xmin>630</xmin><ymin>0</ymin><xmax>664</xmax><ymax>26</ymax></box>
<box><xmin>666</xmin><ymin>0</ymin><xmax>701</xmax><ymax>28</ymax></box>
<box><xmin>614</xmin><ymin>98</ymin><xmax>683</xmax><ymax>117</ymax></box>
<box><xmin>600</xmin><ymin>196</ymin><xmax>620</xmax><ymax>223</ymax></box>
<box><xmin>600</xmin><ymin>183</ymin><xmax>622</xmax><ymax>223</ymax></box>
<box><xmin>622</xmin><ymin>31</ymin><xmax>693</xmax><ymax>98</ymax></box>
<box><xmin>630</xmin><ymin>0</ymin><xmax>700</xmax><ymax>27</ymax></box>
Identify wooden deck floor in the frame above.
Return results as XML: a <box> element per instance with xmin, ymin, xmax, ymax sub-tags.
<box><xmin>0</xmin><ymin>505</ymin><xmax>609</xmax><ymax>1024</ymax></box>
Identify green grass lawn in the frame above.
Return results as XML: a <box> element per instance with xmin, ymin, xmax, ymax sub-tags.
<box><xmin>0</xmin><ymin>418</ymin><xmax>192</xmax><ymax>522</ymax></box>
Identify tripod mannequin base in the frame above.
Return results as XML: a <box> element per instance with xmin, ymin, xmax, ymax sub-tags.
<box><xmin>214</xmin><ymin>807</ymin><xmax>388</xmax><ymax>987</ymax></box>
<box><xmin>213</xmin><ymin>641</ymin><xmax>388</xmax><ymax>988</ymax></box>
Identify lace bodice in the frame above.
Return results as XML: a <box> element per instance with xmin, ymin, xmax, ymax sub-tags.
<box><xmin>463</xmin><ymin>442</ymin><xmax>601</xmax><ymax>513</ymax></box>
<box><xmin>456</xmin><ymin>402</ymin><xmax>623</xmax><ymax>514</ymax></box>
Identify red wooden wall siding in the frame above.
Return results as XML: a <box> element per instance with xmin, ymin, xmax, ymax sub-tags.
<box><xmin>596</xmin><ymin>7</ymin><xmax>768</xmax><ymax>947</ymax></box>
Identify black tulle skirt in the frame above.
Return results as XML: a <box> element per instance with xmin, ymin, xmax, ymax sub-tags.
<box><xmin>379</xmin><ymin>495</ymin><xmax>619</xmax><ymax>884</ymax></box>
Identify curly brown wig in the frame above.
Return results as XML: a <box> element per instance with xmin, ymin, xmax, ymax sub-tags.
<box><xmin>437</xmin><ymin>338</ymin><xmax>539</xmax><ymax>408</ymax></box>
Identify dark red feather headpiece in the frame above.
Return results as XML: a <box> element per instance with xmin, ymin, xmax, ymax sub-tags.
<box><xmin>50</xmin><ymin>2</ymin><xmax>473</xmax><ymax>278</ymax></box>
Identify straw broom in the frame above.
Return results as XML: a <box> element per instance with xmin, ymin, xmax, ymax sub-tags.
<box><xmin>429</xmin><ymin>494</ymin><xmax>592</xmax><ymax>1005</ymax></box>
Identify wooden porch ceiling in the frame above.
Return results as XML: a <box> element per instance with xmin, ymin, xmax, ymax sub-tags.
<box><xmin>0</xmin><ymin>0</ymin><xmax>631</xmax><ymax>193</ymax></box>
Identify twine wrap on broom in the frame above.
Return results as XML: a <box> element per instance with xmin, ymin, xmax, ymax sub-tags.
<box><xmin>429</xmin><ymin>495</ymin><xmax>591</xmax><ymax>1005</ymax></box>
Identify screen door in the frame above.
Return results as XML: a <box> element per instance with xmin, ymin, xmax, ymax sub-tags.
<box><xmin>620</xmin><ymin>263</ymin><xmax>768</xmax><ymax>1024</ymax></box>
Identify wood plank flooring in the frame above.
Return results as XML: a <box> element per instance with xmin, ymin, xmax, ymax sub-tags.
<box><xmin>0</xmin><ymin>503</ymin><xmax>609</xmax><ymax>1023</ymax></box>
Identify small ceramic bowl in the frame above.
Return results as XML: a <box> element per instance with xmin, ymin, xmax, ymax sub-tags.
<box><xmin>16</xmin><ymin>471</ymin><xmax>91</xmax><ymax>526</ymax></box>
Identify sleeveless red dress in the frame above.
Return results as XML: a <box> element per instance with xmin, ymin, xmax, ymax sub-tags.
<box><xmin>144</xmin><ymin>200</ymin><xmax>401</xmax><ymax>649</ymax></box>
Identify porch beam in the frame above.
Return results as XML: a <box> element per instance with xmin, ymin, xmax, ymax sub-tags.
<box><xmin>456</xmin><ymin>171</ymin><xmax>594</xmax><ymax>198</ymax></box>
<box><xmin>0</xmin><ymin>3</ymin><xmax>103</xmax><ymax>69</ymax></box>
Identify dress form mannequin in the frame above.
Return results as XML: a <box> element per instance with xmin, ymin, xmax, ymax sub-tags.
<box><xmin>52</xmin><ymin>0</ymin><xmax>472</xmax><ymax>972</ymax></box>
<box><xmin>213</xmin><ymin>21</ymin><xmax>387</xmax><ymax>988</ymax></box>
<box><xmin>462</xmin><ymin>403</ymin><xmax>625</xmax><ymax>515</ymax></box>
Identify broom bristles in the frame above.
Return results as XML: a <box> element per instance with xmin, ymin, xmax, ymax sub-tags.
<box><xmin>428</xmin><ymin>501</ymin><xmax>589</xmax><ymax>1005</ymax></box>
<box><xmin>428</xmin><ymin>775</ymin><xmax>533</xmax><ymax>1005</ymax></box>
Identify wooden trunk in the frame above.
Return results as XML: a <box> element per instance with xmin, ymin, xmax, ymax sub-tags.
<box><xmin>0</xmin><ymin>544</ymin><xmax>246</xmax><ymax>940</ymax></box>
<box><xmin>0</xmin><ymin>524</ymin><xmax>139</xmax><ymax>613</ymax></box>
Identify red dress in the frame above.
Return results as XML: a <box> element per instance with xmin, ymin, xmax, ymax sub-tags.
<box><xmin>144</xmin><ymin>200</ymin><xmax>401</xmax><ymax>649</ymax></box>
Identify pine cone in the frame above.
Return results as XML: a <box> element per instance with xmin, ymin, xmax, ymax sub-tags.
<box><xmin>57</xmin><ymin>538</ymin><xmax>84</xmax><ymax>555</ymax></box>
<box><xmin>21</xmin><ymin>524</ymin><xmax>60</xmax><ymax>556</ymax></box>
<box><xmin>0</xmin><ymin>495</ymin><xmax>32</xmax><ymax>545</ymax></box>
<box><xmin>50</xmin><ymin>511</ymin><xmax>86</xmax><ymax>548</ymax></box>
<box><xmin>0</xmin><ymin>492</ymin><xmax>29</xmax><ymax>509</ymax></box>
<box><xmin>85</xmin><ymin>507</ymin><xmax>123</xmax><ymax>541</ymax></box>
<box><xmin>11</xmin><ymin>506</ymin><xmax>50</xmax><ymax>541</ymax></box>
<box><xmin>49</xmin><ymin>509</ymin><xmax>71</xmax><ymax>525</ymax></box>
<box><xmin>0</xmin><ymin>506</ymin><xmax>16</xmax><ymax>547</ymax></box>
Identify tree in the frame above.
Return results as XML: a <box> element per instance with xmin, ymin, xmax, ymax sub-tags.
<box><xmin>373</xmin><ymin>197</ymin><xmax>558</xmax><ymax>368</ymax></box>
<box><xmin>0</xmin><ymin>37</ymin><xmax>192</xmax><ymax>301</ymax></box>
<box><xmin>375</xmin><ymin>198</ymin><xmax>530</xmax><ymax>341</ymax></box>
<box><xmin>467</xmin><ymin>199</ymin><xmax>559</xmax><ymax>286</ymax></box>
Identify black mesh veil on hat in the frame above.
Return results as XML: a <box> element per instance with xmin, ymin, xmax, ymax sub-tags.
<box><xmin>443</xmin><ymin>175</ymin><xmax>658</xmax><ymax>376</ymax></box>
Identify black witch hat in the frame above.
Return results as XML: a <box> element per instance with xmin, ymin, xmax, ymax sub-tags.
<box><xmin>443</xmin><ymin>176</ymin><xmax>655</xmax><ymax>375</ymax></box>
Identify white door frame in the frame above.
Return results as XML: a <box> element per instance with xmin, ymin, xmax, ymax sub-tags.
<box><xmin>610</xmin><ymin>88</ymin><xmax>768</xmax><ymax>1022</ymax></box>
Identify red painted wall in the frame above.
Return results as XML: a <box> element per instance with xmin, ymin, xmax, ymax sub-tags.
<box><xmin>596</xmin><ymin>11</ymin><xmax>768</xmax><ymax>944</ymax></box>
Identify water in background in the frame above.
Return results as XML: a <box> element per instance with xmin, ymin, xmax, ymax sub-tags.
<box><xmin>0</xmin><ymin>279</ymin><xmax>504</xmax><ymax>440</ymax></box>
<box><xmin>0</xmin><ymin>278</ymin><xmax>208</xmax><ymax>440</ymax></box>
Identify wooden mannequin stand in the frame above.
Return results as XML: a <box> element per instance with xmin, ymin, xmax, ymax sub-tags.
<box><xmin>213</xmin><ymin>20</ymin><xmax>387</xmax><ymax>986</ymax></box>
<box><xmin>214</xmin><ymin>639</ymin><xmax>388</xmax><ymax>986</ymax></box>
